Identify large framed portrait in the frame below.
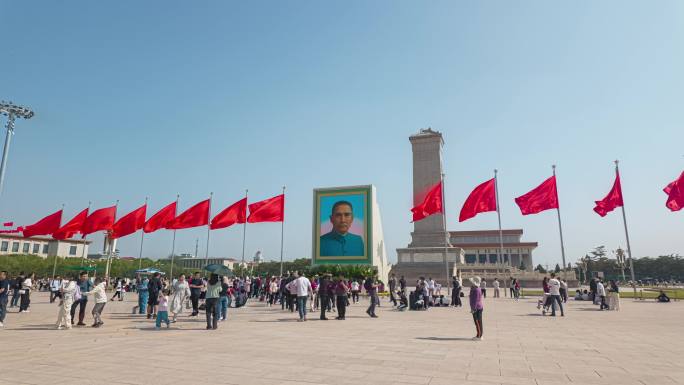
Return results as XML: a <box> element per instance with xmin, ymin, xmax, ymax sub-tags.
<box><xmin>312</xmin><ymin>185</ymin><xmax>372</xmax><ymax>265</ymax></box>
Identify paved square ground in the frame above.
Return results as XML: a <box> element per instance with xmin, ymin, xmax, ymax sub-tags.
<box><xmin>1</xmin><ymin>292</ymin><xmax>683</xmax><ymax>385</ymax></box>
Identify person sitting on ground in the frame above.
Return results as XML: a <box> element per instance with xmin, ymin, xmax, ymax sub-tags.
<box><xmin>656</xmin><ymin>290</ymin><xmax>670</xmax><ymax>303</ymax></box>
<box><xmin>581</xmin><ymin>290</ymin><xmax>590</xmax><ymax>301</ymax></box>
<box><xmin>397</xmin><ymin>290</ymin><xmax>408</xmax><ymax>311</ymax></box>
<box><xmin>574</xmin><ymin>290</ymin><xmax>583</xmax><ymax>300</ymax></box>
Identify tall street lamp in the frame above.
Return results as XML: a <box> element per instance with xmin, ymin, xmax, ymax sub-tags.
<box><xmin>0</xmin><ymin>101</ymin><xmax>34</xmax><ymax>199</ymax></box>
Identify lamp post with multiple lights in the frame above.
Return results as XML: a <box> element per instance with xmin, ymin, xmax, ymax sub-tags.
<box><xmin>0</xmin><ymin>101</ymin><xmax>34</xmax><ymax>199</ymax></box>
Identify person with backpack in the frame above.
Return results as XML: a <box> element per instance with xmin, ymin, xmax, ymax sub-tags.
<box><xmin>364</xmin><ymin>274</ymin><xmax>378</xmax><ymax>318</ymax></box>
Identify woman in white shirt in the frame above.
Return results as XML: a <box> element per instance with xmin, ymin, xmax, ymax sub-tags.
<box><xmin>19</xmin><ymin>272</ymin><xmax>34</xmax><ymax>312</ymax></box>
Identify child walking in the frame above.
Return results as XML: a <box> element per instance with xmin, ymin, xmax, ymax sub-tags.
<box><xmin>156</xmin><ymin>289</ymin><xmax>170</xmax><ymax>329</ymax></box>
<box><xmin>469</xmin><ymin>276</ymin><xmax>484</xmax><ymax>341</ymax></box>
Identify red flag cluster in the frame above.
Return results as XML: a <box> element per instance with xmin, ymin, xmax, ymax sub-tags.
<box><xmin>664</xmin><ymin>171</ymin><xmax>684</xmax><ymax>212</ymax></box>
<box><xmin>21</xmin><ymin>193</ymin><xmax>285</xmax><ymax>240</ymax></box>
<box><xmin>411</xmin><ymin>168</ymin><xmax>684</xmax><ymax>223</ymax></box>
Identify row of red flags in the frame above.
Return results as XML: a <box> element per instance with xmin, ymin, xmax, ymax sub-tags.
<box><xmin>412</xmin><ymin>169</ymin><xmax>684</xmax><ymax>222</ymax></box>
<box><xmin>21</xmin><ymin>194</ymin><xmax>285</xmax><ymax>240</ymax></box>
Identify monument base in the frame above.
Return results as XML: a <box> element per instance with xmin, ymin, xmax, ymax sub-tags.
<box><xmin>392</xmin><ymin>246</ymin><xmax>464</xmax><ymax>286</ymax></box>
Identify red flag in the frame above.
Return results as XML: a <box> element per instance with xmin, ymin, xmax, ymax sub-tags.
<box><xmin>22</xmin><ymin>210</ymin><xmax>63</xmax><ymax>238</ymax></box>
<box><xmin>111</xmin><ymin>204</ymin><xmax>147</xmax><ymax>239</ymax></box>
<box><xmin>53</xmin><ymin>208</ymin><xmax>89</xmax><ymax>240</ymax></box>
<box><xmin>81</xmin><ymin>206</ymin><xmax>117</xmax><ymax>237</ymax></box>
<box><xmin>459</xmin><ymin>178</ymin><xmax>497</xmax><ymax>222</ymax></box>
<box><xmin>166</xmin><ymin>199</ymin><xmax>210</xmax><ymax>229</ymax></box>
<box><xmin>211</xmin><ymin>198</ymin><xmax>247</xmax><ymax>229</ymax></box>
<box><xmin>3</xmin><ymin>222</ymin><xmax>13</xmax><ymax>227</ymax></box>
<box><xmin>593</xmin><ymin>172</ymin><xmax>624</xmax><ymax>217</ymax></box>
<box><xmin>247</xmin><ymin>194</ymin><xmax>284</xmax><ymax>223</ymax></box>
<box><xmin>411</xmin><ymin>182</ymin><xmax>443</xmax><ymax>222</ymax></box>
<box><xmin>144</xmin><ymin>201</ymin><xmax>177</xmax><ymax>233</ymax></box>
<box><xmin>664</xmin><ymin>171</ymin><xmax>684</xmax><ymax>212</ymax></box>
<box><xmin>515</xmin><ymin>175</ymin><xmax>559</xmax><ymax>215</ymax></box>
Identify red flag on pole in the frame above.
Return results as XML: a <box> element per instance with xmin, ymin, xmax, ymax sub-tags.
<box><xmin>410</xmin><ymin>182</ymin><xmax>443</xmax><ymax>222</ymax></box>
<box><xmin>664</xmin><ymin>170</ymin><xmax>684</xmax><ymax>212</ymax></box>
<box><xmin>143</xmin><ymin>201</ymin><xmax>177</xmax><ymax>233</ymax></box>
<box><xmin>247</xmin><ymin>194</ymin><xmax>284</xmax><ymax>223</ymax></box>
<box><xmin>81</xmin><ymin>206</ymin><xmax>117</xmax><ymax>237</ymax></box>
<box><xmin>514</xmin><ymin>175</ymin><xmax>559</xmax><ymax>215</ymax></box>
<box><xmin>166</xmin><ymin>199</ymin><xmax>210</xmax><ymax>229</ymax></box>
<box><xmin>211</xmin><ymin>197</ymin><xmax>247</xmax><ymax>229</ymax></box>
<box><xmin>3</xmin><ymin>222</ymin><xmax>13</xmax><ymax>227</ymax></box>
<box><xmin>111</xmin><ymin>204</ymin><xmax>147</xmax><ymax>239</ymax></box>
<box><xmin>593</xmin><ymin>171</ymin><xmax>624</xmax><ymax>217</ymax></box>
<box><xmin>53</xmin><ymin>208</ymin><xmax>89</xmax><ymax>240</ymax></box>
<box><xmin>22</xmin><ymin>210</ymin><xmax>63</xmax><ymax>238</ymax></box>
<box><xmin>459</xmin><ymin>178</ymin><xmax>497</xmax><ymax>222</ymax></box>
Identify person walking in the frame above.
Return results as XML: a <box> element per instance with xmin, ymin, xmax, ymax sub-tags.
<box><xmin>0</xmin><ymin>271</ymin><xmax>9</xmax><ymax>327</ymax></box>
<box><xmin>597</xmin><ymin>278</ymin><xmax>608</xmax><ymax>310</ymax></box>
<box><xmin>291</xmin><ymin>271</ymin><xmax>312</xmax><ymax>322</ymax></box>
<box><xmin>19</xmin><ymin>273</ymin><xmax>34</xmax><ymax>313</ymax></box>
<box><xmin>469</xmin><ymin>276</ymin><xmax>484</xmax><ymax>340</ymax></box>
<box><xmin>350</xmin><ymin>279</ymin><xmax>360</xmax><ymax>304</ymax></box>
<box><xmin>56</xmin><ymin>276</ymin><xmax>78</xmax><ymax>330</ymax></box>
<box><xmin>269</xmin><ymin>278</ymin><xmax>279</xmax><ymax>307</ymax></box>
<box><xmin>560</xmin><ymin>279</ymin><xmax>568</xmax><ymax>303</ymax></box>
<box><xmin>147</xmin><ymin>272</ymin><xmax>163</xmax><ymax>320</ymax></box>
<box><xmin>480</xmin><ymin>278</ymin><xmax>487</xmax><ymax>299</ymax></box>
<box><xmin>318</xmin><ymin>274</ymin><xmax>331</xmax><ymax>320</ymax></box>
<box><xmin>399</xmin><ymin>275</ymin><xmax>407</xmax><ymax>297</ymax></box>
<box><xmin>364</xmin><ymin>275</ymin><xmax>378</xmax><ymax>318</ymax></box>
<box><xmin>111</xmin><ymin>278</ymin><xmax>123</xmax><ymax>301</ymax></box>
<box><xmin>204</xmin><ymin>274</ymin><xmax>221</xmax><ymax>330</ymax></box>
<box><xmin>135</xmin><ymin>275</ymin><xmax>149</xmax><ymax>315</ymax></box>
<box><xmin>388</xmin><ymin>274</ymin><xmax>398</xmax><ymax>307</ymax></box>
<box><xmin>188</xmin><ymin>272</ymin><xmax>203</xmax><ymax>317</ymax></box>
<box><xmin>156</xmin><ymin>289</ymin><xmax>171</xmax><ymax>329</ymax></box>
<box><xmin>50</xmin><ymin>276</ymin><xmax>63</xmax><ymax>304</ymax></box>
<box><xmin>451</xmin><ymin>275</ymin><xmax>462</xmax><ymax>307</ymax></box>
<box><xmin>547</xmin><ymin>273</ymin><xmax>565</xmax><ymax>317</ymax></box>
<box><xmin>82</xmin><ymin>278</ymin><xmax>107</xmax><ymax>327</ymax></box>
<box><xmin>493</xmin><ymin>278</ymin><xmax>500</xmax><ymax>298</ymax></box>
<box><xmin>217</xmin><ymin>276</ymin><xmax>232</xmax><ymax>321</ymax></box>
<box><xmin>335</xmin><ymin>275</ymin><xmax>349</xmax><ymax>320</ymax></box>
<box><xmin>509</xmin><ymin>277</ymin><xmax>515</xmax><ymax>299</ymax></box>
<box><xmin>169</xmin><ymin>274</ymin><xmax>190</xmax><ymax>323</ymax></box>
<box><xmin>10</xmin><ymin>272</ymin><xmax>24</xmax><ymax>308</ymax></box>
<box><xmin>71</xmin><ymin>272</ymin><xmax>93</xmax><ymax>326</ymax></box>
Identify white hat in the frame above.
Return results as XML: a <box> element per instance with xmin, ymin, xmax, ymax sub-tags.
<box><xmin>469</xmin><ymin>276</ymin><xmax>481</xmax><ymax>287</ymax></box>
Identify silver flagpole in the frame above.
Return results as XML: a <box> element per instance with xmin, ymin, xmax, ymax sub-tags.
<box><xmin>104</xmin><ymin>200</ymin><xmax>119</xmax><ymax>285</ymax></box>
<box><xmin>241</xmin><ymin>189</ymin><xmax>248</xmax><ymax>264</ymax></box>
<box><xmin>138</xmin><ymin>197</ymin><xmax>148</xmax><ymax>269</ymax></box>
<box><xmin>494</xmin><ymin>170</ymin><xmax>506</xmax><ymax>274</ymax></box>
<box><xmin>552</xmin><ymin>165</ymin><xmax>567</xmax><ymax>279</ymax></box>
<box><xmin>80</xmin><ymin>201</ymin><xmax>92</xmax><ymax>264</ymax></box>
<box><xmin>279</xmin><ymin>186</ymin><xmax>286</xmax><ymax>277</ymax></box>
<box><xmin>169</xmin><ymin>194</ymin><xmax>179</xmax><ymax>280</ymax></box>
<box><xmin>205</xmin><ymin>192</ymin><xmax>213</xmax><ymax>265</ymax></box>
<box><xmin>51</xmin><ymin>203</ymin><xmax>65</xmax><ymax>279</ymax></box>
<box><xmin>615</xmin><ymin>160</ymin><xmax>637</xmax><ymax>297</ymax></box>
<box><xmin>440</xmin><ymin>173</ymin><xmax>450</xmax><ymax>286</ymax></box>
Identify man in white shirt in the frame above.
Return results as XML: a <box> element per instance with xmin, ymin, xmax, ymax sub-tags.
<box><xmin>493</xmin><ymin>278</ymin><xmax>500</xmax><ymax>298</ymax></box>
<box><xmin>427</xmin><ymin>278</ymin><xmax>435</xmax><ymax>297</ymax></box>
<box><xmin>547</xmin><ymin>273</ymin><xmax>564</xmax><ymax>316</ymax></box>
<box><xmin>596</xmin><ymin>279</ymin><xmax>608</xmax><ymax>310</ymax></box>
<box><xmin>50</xmin><ymin>276</ymin><xmax>63</xmax><ymax>303</ymax></box>
<box><xmin>289</xmin><ymin>271</ymin><xmax>312</xmax><ymax>322</ymax></box>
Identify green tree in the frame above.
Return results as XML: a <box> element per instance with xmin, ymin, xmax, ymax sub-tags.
<box><xmin>554</xmin><ymin>264</ymin><xmax>561</xmax><ymax>273</ymax></box>
<box><xmin>534</xmin><ymin>264</ymin><xmax>547</xmax><ymax>273</ymax></box>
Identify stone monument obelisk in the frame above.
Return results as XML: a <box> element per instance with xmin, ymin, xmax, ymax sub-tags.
<box><xmin>393</xmin><ymin>128</ymin><xmax>464</xmax><ymax>285</ymax></box>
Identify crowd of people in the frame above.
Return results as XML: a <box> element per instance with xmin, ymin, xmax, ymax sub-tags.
<box><xmin>0</xmin><ymin>269</ymin><xmax>678</xmax><ymax>338</ymax></box>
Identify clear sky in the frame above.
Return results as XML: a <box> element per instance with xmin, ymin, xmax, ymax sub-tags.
<box><xmin>1</xmin><ymin>1</ymin><xmax>682</xmax><ymax>268</ymax></box>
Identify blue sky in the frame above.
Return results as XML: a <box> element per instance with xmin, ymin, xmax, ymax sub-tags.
<box><xmin>1</xmin><ymin>1</ymin><xmax>682</xmax><ymax>267</ymax></box>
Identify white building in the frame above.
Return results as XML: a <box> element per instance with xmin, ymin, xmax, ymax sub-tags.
<box><xmin>0</xmin><ymin>234</ymin><xmax>90</xmax><ymax>258</ymax></box>
<box><xmin>174</xmin><ymin>256</ymin><xmax>239</xmax><ymax>270</ymax></box>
